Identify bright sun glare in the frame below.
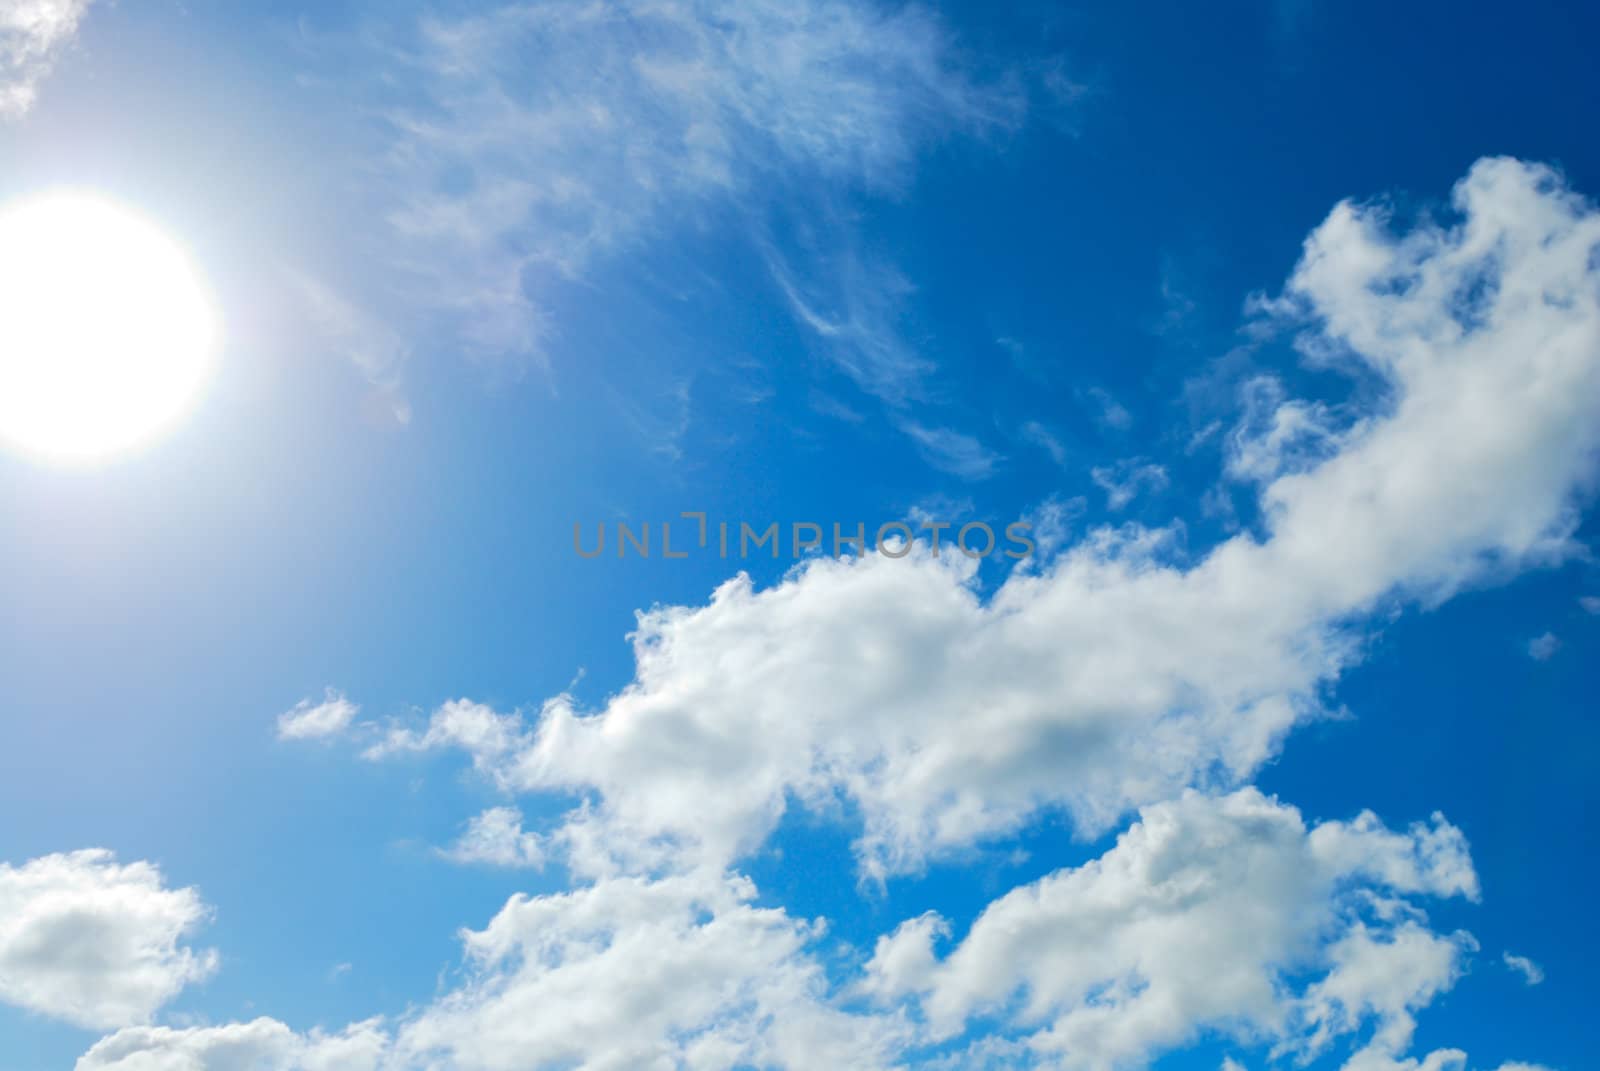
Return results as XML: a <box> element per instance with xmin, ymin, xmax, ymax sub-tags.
<box><xmin>0</xmin><ymin>192</ymin><xmax>218</xmax><ymax>461</ymax></box>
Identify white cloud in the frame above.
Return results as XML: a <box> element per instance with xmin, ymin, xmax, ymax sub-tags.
<box><xmin>75</xmin><ymin>871</ymin><xmax>904</xmax><ymax>1071</ymax></box>
<box><xmin>767</xmin><ymin>219</ymin><xmax>1005</xmax><ymax>464</ymax></box>
<box><xmin>810</xmin><ymin>390</ymin><xmax>865</xmax><ymax>423</ymax></box>
<box><xmin>395</xmin><ymin>870</ymin><xmax>905</xmax><ymax>1071</ymax></box>
<box><xmin>1525</xmin><ymin>632</ymin><xmax>1560</xmax><ymax>661</ymax></box>
<box><xmin>766</xmin><ymin>235</ymin><xmax>935</xmax><ymax>407</ymax></box>
<box><xmin>301</xmin><ymin>0</ymin><xmax>1042</xmax><ymax>451</ymax></box>
<box><xmin>1084</xmin><ymin>385</ymin><xmax>1133</xmax><ymax>430</ymax></box>
<box><xmin>1297</xmin><ymin>922</ymin><xmax>1471</xmax><ymax>1063</ymax></box>
<box><xmin>365</xmin><ymin>697</ymin><xmax>522</xmax><ymax>772</ymax></box>
<box><xmin>1226</xmin><ymin>374</ymin><xmax>1341</xmax><ymax>483</ymax></box>
<box><xmin>276</xmin><ymin>688</ymin><xmax>360</xmax><ymax>741</ymax></box>
<box><xmin>1020</xmin><ymin>420</ymin><xmax>1069</xmax><ymax>467</ymax></box>
<box><xmin>1503</xmin><ymin>951</ymin><xmax>1545</xmax><ymax>986</ymax></box>
<box><xmin>439</xmin><ymin>807</ymin><xmax>544</xmax><ymax>869</ymax></box>
<box><xmin>290</xmin><ymin>276</ymin><xmax>412</xmax><ymax>425</ymax></box>
<box><xmin>607</xmin><ymin>376</ymin><xmax>694</xmax><ymax>462</ymax></box>
<box><xmin>1579</xmin><ymin>595</ymin><xmax>1600</xmax><ymax>614</ymax></box>
<box><xmin>347</xmin><ymin>0</ymin><xmax>1021</xmax><ymax>364</ymax></box>
<box><xmin>76</xmin><ymin>1017</ymin><xmax>390</xmax><ymax>1071</ymax></box>
<box><xmin>900</xmin><ymin>421</ymin><xmax>1004</xmax><ymax>480</ymax></box>
<box><xmin>1230</xmin><ymin>1052</ymin><xmax>1552</xmax><ymax>1071</ymax></box>
<box><xmin>865</xmin><ymin>789</ymin><xmax>1479</xmax><ymax>1070</ymax></box>
<box><xmin>1090</xmin><ymin>458</ymin><xmax>1169</xmax><ymax>509</ymax></box>
<box><xmin>362</xmin><ymin>159</ymin><xmax>1600</xmax><ymax>885</ymax></box>
<box><xmin>1155</xmin><ymin>252</ymin><xmax>1201</xmax><ymax>336</ymax></box>
<box><xmin>68</xmin><ymin>801</ymin><xmax>1551</xmax><ymax>1071</ymax></box>
<box><xmin>1337</xmin><ymin>1043</ymin><xmax>1552</xmax><ymax>1071</ymax></box>
<box><xmin>203</xmin><ymin>158</ymin><xmax>1586</xmax><ymax>1071</ymax></box>
<box><xmin>0</xmin><ymin>849</ymin><xmax>217</xmax><ymax>1030</ymax></box>
<box><xmin>0</xmin><ymin>0</ymin><xmax>92</xmax><ymax>118</ymax></box>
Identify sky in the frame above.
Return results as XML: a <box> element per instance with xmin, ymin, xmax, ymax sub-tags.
<box><xmin>0</xmin><ymin>1</ymin><xmax>1597</xmax><ymax>1069</ymax></box>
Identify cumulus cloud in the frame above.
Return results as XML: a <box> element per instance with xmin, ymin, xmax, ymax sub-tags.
<box><xmin>1230</xmin><ymin>1054</ymin><xmax>1552</xmax><ymax>1071</ymax></box>
<box><xmin>439</xmin><ymin>807</ymin><xmax>545</xmax><ymax>869</ymax></box>
<box><xmin>394</xmin><ymin>870</ymin><xmax>907</xmax><ymax>1071</ymax></box>
<box><xmin>0</xmin><ymin>849</ymin><xmax>217</xmax><ymax>1030</ymax></box>
<box><xmin>0</xmin><ymin>0</ymin><xmax>92</xmax><ymax>118</ymax></box>
<box><xmin>79</xmin><ymin>873</ymin><xmax>900</xmax><ymax>1071</ymax></box>
<box><xmin>360</xmin><ymin>159</ymin><xmax>1600</xmax><ymax>887</ymax></box>
<box><xmin>98</xmin><ymin>871</ymin><xmax>899</xmax><ymax>1071</ymax></box>
<box><xmin>76</xmin><ymin>1017</ymin><xmax>390</xmax><ymax>1071</ymax></box>
<box><xmin>865</xmin><ymin>790</ymin><xmax>1478</xmax><ymax>1070</ymax></box>
<box><xmin>1337</xmin><ymin>1045</ymin><xmax>1553</xmax><ymax>1071</ymax></box>
<box><xmin>276</xmin><ymin>688</ymin><xmax>360</xmax><ymax>741</ymax></box>
<box><xmin>153</xmin><ymin>157</ymin><xmax>1583</xmax><ymax>1071</ymax></box>
<box><xmin>71</xmin><ymin>796</ymin><xmax>1548</xmax><ymax>1071</ymax></box>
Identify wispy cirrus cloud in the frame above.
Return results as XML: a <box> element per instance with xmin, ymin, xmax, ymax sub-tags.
<box><xmin>350</xmin><ymin>0</ymin><xmax>1023</xmax><ymax>365</ymax></box>
<box><xmin>899</xmin><ymin>420</ymin><xmax>1003</xmax><ymax>480</ymax></box>
<box><xmin>301</xmin><ymin>0</ymin><xmax>1032</xmax><ymax>468</ymax></box>
<box><xmin>1504</xmin><ymin>951</ymin><xmax>1546</xmax><ymax>986</ymax></box>
<box><xmin>1020</xmin><ymin>419</ymin><xmax>1069</xmax><ymax>467</ymax></box>
<box><xmin>1090</xmin><ymin>457</ymin><xmax>1169</xmax><ymax>509</ymax></box>
<box><xmin>1083</xmin><ymin>384</ymin><xmax>1133</xmax><ymax>430</ymax></box>
<box><xmin>765</xmin><ymin>232</ymin><xmax>935</xmax><ymax>408</ymax></box>
<box><xmin>289</xmin><ymin>276</ymin><xmax>413</xmax><ymax>425</ymax></box>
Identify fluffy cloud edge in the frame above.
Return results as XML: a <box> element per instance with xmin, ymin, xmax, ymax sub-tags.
<box><xmin>0</xmin><ymin>848</ymin><xmax>217</xmax><ymax>1030</ymax></box>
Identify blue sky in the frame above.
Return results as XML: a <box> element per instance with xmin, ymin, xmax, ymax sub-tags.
<box><xmin>0</xmin><ymin>1</ymin><xmax>1597</xmax><ymax>1069</ymax></box>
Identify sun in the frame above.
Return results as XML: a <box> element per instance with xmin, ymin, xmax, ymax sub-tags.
<box><xmin>0</xmin><ymin>191</ymin><xmax>218</xmax><ymax>462</ymax></box>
